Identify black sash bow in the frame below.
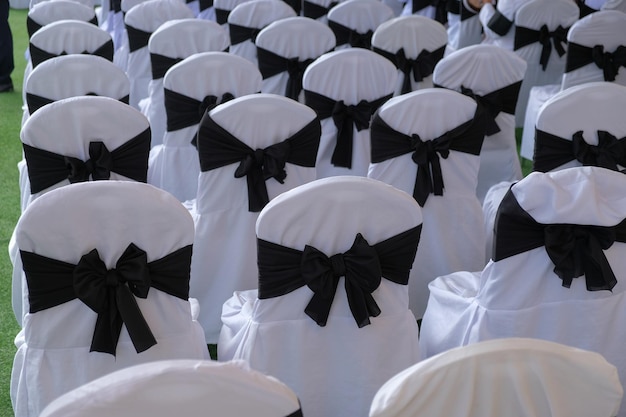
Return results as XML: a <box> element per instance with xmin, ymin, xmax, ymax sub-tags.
<box><xmin>257</xmin><ymin>226</ymin><xmax>421</xmax><ymax>327</ymax></box>
<box><xmin>327</xmin><ymin>20</ymin><xmax>373</xmax><ymax>49</ymax></box>
<box><xmin>197</xmin><ymin>113</ymin><xmax>321</xmax><ymax>212</ymax></box>
<box><xmin>29</xmin><ymin>39</ymin><xmax>114</xmax><ymax>69</ymax></box>
<box><xmin>126</xmin><ymin>24</ymin><xmax>152</xmax><ymax>53</ymax></box>
<box><xmin>370</xmin><ymin>108</ymin><xmax>485</xmax><ymax>206</ymax></box>
<box><xmin>257</xmin><ymin>47</ymin><xmax>318</xmax><ymax>100</ymax></box>
<box><xmin>199</xmin><ymin>0</ymin><xmax>213</xmax><ymax>11</ymax></box>
<box><xmin>304</xmin><ymin>90</ymin><xmax>392</xmax><ymax>169</ymax></box>
<box><xmin>26</xmin><ymin>92</ymin><xmax>129</xmax><ymax>115</ymax></box>
<box><xmin>302</xmin><ymin>0</ymin><xmax>337</xmax><ymax>19</ymax></box>
<box><xmin>164</xmin><ymin>88</ymin><xmax>234</xmax><ymax>134</ymax></box>
<box><xmin>514</xmin><ymin>24</ymin><xmax>569</xmax><ymax>71</ymax></box>
<box><xmin>150</xmin><ymin>53</ymin><xmax>183</xmax><ymax>80</ymax></box>
<box><xmin>21</xmin><ymin>243</ymin><xmax>192</xmax><ymax>355</ymax></box>
<box><xmin>23</xmin><ymin>129</ymin><xmax>150</xmax><ymax>194</ymax></box>
<box><xmin>215</xmin><ymin>8</ymin><xmax>230</xmax><ymax>25</ymax></box>
<box><xmin>493</xmin><ymin>187</ymin><xmax>626</xmax><ymax>291</ymax></box>
<box><xmin>487</xmin><ymin>9</ymin><xmax>513</xmax><ymax>36</ymax></box>
<box><xmin>458</xmin><ymin>82</ymin><xmax>522</xmax><ymax>136</ymax></box>
<box><xmin>566</xmin><ymin>43</ymin><xmax>626</xmax><ymax>82</ymax></box>
<box><xmin>229</xmin><ymin>23</ymin><xmax>261</xmax><ymax>46</ymax></box>
<box><xmin>26</xmin><ymin>15</ymin><xmax>99</xmax><ymax>39</ymax></box>
<box><xmin>373</xmin><ymin>46</ymin><xmax>445</xmax><ymax>94</ymax></box>
<box><xmin>533</xmin><ymin>129</ymin><xmax>626</xmax><ymax>172</ymax></box>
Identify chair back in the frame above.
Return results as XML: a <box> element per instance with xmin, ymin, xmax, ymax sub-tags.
<box><xmin>327</xmin><ymin>0</ymin><xmax>394</xmax><ymax>50</ymax></box>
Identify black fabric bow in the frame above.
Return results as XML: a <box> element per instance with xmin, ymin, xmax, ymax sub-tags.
<box><xmin>26</xmin><ymin>15</ymin><xmax>99</xmax><ymax>38</ymax></box>
<box><xmin>199</xmin><ymin>0</ymin><xmax>213</xmax><ymax>11</ymax></box>
<box><xmin>29</xmin><ymin>39</ymin><xmax>114</xmax><ymax>69</ymax></box>
<box><xmin>412</xmin><ymin>0</ymin><xmax>447</xmax><ymax>23</ymax></box>
<box><xmin>257</xmin><ymin>47</ymin><xmax>316</xmax><ymax>100</ymax></box>
<box><xmin>304</xmin><ymin>89</ymin><xmax>391</xmax><ymax>169</ymax></box>
<box><xmin>493</xmin><ymin>187</ymin><xmax>626</xmax><ymax>291</ymax></box>
<box><xmin>126</xmin><ymin>24</ymin><xmax>152</xmax><ymax>53</ymax></box>
<box><xmin>21</xmin><ymin>243</ymin><xmax>192</xmax><ymax>355</ymax></box>
<box><xmin>257</xmin><ymin>226</ymin><xmax>421</xmax><ymax>327</ymax></box>
<box><xmin>487</xmin><ymin>9</ymin><xmax>513</xmax><ymax>36</ymax></box>
<box><xmin>150</xmin><ymin>53</ymin><xmax>183</xmax><ymax>80</ymax></box>
<box><xmin>164</xmin><ymin>88</ymin><xmax>234</xmax><ymax>134</ymax></box>
<box><xmin>328</xmin><ymin>20</ymin><xmax>373</xmax><ymax>49</ymax></box>
<box><xmin>215</xmin><ymin>8</ymin><xmax>230</xmax><ymax>25</ymax></box>
<box><xmin>197</xmin><ymin>113</ymin><xmax>321</xmax><ymax>212</ymax></box>
<box><xmin>302</xmin><ymin>0</ymin><xmax>337</xmax><ymax>19</ymax></box>
<box><xmin>459</xmin><ymin>82</ymin><xmax>522</xmax><ymax>136</ymax></box>
<box><xmin>23</xmin><ymin>130</ymin><xmax>151</xmax><ymax>194</ymax></box>
<box><xmin>229</xmin><ymin>23</ymin><xmax>261</xmax><ymax>46</ymax></box>
<box><xmin>373</xmin><ymin>46</ymin><xmax>445</xmax><ymax>94</ymax></box>
<box><xmin>370</xmin><ymin>108</ymin><xmax>486</xmax><ymax>206</ymax></box>
<box><xmin>514</xmin><ymin>24</ymin><xmax>568</xmax><ymax>71</ymax></box>
<box><xmin>566</xmin><ymin>43</ymin><xmax>626</xmax><ymax>82</ymax></box>
<box><xmin>533</xmin><ymin>129</ymin><xmax>626</xmax><ymax>172</ymax></box>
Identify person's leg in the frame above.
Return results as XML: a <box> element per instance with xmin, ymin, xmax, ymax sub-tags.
<box><xmin>0</xmin><ymin>0</ymin><xmax>14</xmax><ymax>92</ymax></box>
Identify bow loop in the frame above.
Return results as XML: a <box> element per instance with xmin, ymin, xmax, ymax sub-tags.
<box><xmin>537</xmin><ymin>25</ymin><xmax>568</xmax><ymax>70</ymax></box>
<box><xmin>73</xmin><ymin>243</ymin><xmax>156</xmax><ymax>355</ymax></box>
<box><xmin>88</xmin><ymin>141</ymin><xmax>112</xmax><ymax>180</ymax></box>
<box><xmin>64</xmin><ymin>156</ymin><xmax>91</xmax><ymax>183</ymax></box>
<box><xmin>301</xmin><ymin>234</ymin><xmax>382</xmax><ymax>327</ymax></box>
<box><xmin>572</xmin><ymin>130</ymin><xmax>626</xmax><ymax>170</ymax></box>
<box><xmin>592</xmin><ymin>45</ymin><xmax>626</xmax><ymax>82</ymax></box>
<box><xmin>461</xmin><ymin>86</ymin><xmax>502</xmax><ymax>135</ymax></box>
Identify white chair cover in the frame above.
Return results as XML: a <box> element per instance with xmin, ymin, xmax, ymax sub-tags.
<box><xmin>368</xmin><ymin>88</ymin><xmax>487</xmax><ymax>318</ymax></box>
<box><xmin>512</xmin><ymin>0</ymin><xmax>579</xmax><ymax>126</ymax></box>
<box><xmin>11</xmin><ymin>96</ymin><xmax>151</xmax><ymax>325</ymax></box>
<box><xmin>255</xmin><ymin>17</ymin><xmax>335</xmax><ymax>101</ymax></box>
<box><xmin>213</xmin><ymin>0</ymin><xmax>254</xmax><ymax>28</ymax></box>
<box><xmin>327</xmin><ymin>0</ymin><xmax>394</xmax><ymax>50</ymax></box>
<box><xmin>141</xmin><ymin>18</ymin><xmax>229</xmax><ymax>147</ymax></box>
<box><xmin>39</xmin><ymin>359</ymin><xmax>302</xmax><ymax>417</ymax></box>
<box><xmin>478</xmin><ymin>0</ymin><xmax>528</xmax><ymax>51</ymax></box>
<box><xmin>433</xmin><ymin>44</ymin><xmax>527</xmax><ymax>202</ymax></box>
<box><xmin>26</xmin><ymin>0</ymin><xmax>98</xmax><ymax>37</ymax></box>
<box><xmin>419</xmin><ymin>166</ymin><xmax>626</xmax><ymax>417</ymax></box>
<box><xmin>11</xmin><ymin>181</ymin><xmax>209</xmax><ymax>417</ymax></box>
<box><xmin>371</xmin><ymin>15</ymin><xmax>447</xmax><ymax>95</ymax></box>
<box><xmin>111</xmin><ymin>0</ymin><xmax>150</xmax><ymax>62</ymax></box>
<box><xmin>603</xmin><ymin>0</ymin><xmax>626</xmax><ymax>12</ymax></box>
<box><xmin>227</xmin><ymin>0</ymin><xmax>297</xmax><ymax>66</ymax></box>
<box><xmin>520</xmin><ymin>10</ymin><xmax>626</xmax><ymax>160</ymax></box>
<box><xmin>219</xmin><ymin>176</ymin><xmax>422</xmax><ymax>417</ymax></box>
<box><xmin>123</xmin><ymin>0</ymin><xmax>194</xmax><ymax>109</ymax></box>
<box><xmin>148</xmin><ymin>52</ymin><xmax>262</xmax><ymax>202</ymax></box>
<box><xmin>447</xmin><ymin>0</ymin><xmax>482</xmax><ymax>51</ymax></box>
<box><xmin>301</xmin><ymin>0</ymin><xmax>345</xmax><ymax>22</ymax></box>
<box><xmin>190</xmin><ymin>93</ymin><xmax>320</xmax><ymax>343</ymax></box>
<box><xmin>302</xmin><ymin>48</ymin><xmax>397</xmax><ymax>179</ymax></box>
<box><xmin>370</xmin><ymin>338</ymin><xmax>623</xmax><ymax>417</ymax></box>
<box><xmin>29</xmin><ymin>0</ymin><xmax>96</xmax><ymax>10</ymax></box>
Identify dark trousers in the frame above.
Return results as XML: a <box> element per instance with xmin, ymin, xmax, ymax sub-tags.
<box><xmin>0</xmin><ymin>0</ymin><xmax>14</xmax><ymax>86</ymax></box>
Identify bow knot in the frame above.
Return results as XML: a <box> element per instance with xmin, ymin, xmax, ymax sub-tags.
<box><xmin>538</xmin><ymin>24</ymin><xmax>568</xmax><ymax>71</ymax></box>
<box><xmin>461</xmin><ymin>86</ymin><xmax>502</xmax><ymax>135</ymax></box>
<box><xmin>64</xmin><ymin>141</ymin><xmax>112</xmax><ymax>183</ymax></box>
<box><xmin>285</xmin><ymin>57</ymin><xmax>312</xmax><ymax>100</ymax></box>
<box><xmin>572</xmin><ymin>130</ymin><xmax>626</xmax><ymax>170</ymax></box>
<box><xmin>592</xmin><ymin>45</ymin><xmax>626</xmax><ymax>82</ymax></box>
<box><xmin>73</xmin><ymin>243</ymin><xmax>156</xmax><ymax>355</ymax></box>
<box><xmin>395</xmin><ymin>48</ymin><xmax>437</xmax><ymax>94</ymax></box>
<box><xmin>301</xmin><ymin>234</ymin><xmax>382</xmax><ymax>327</ymax></box>
<box><xmin>330</xmin><ymin>100</ymin><xmax>373</xmax><ymax>168</ymax></box>
<box><xmin>410</xmin><ymin>133</ymin><xmax>451</xmax><ymax>206</ymax></box>
<box><xmin>348</xmin><ymin>30</ymin><xmax>373</xmax><ymax>49</ymax></box>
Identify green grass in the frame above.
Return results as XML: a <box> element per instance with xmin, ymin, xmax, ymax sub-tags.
<box><xmin>1</xmin><ymin>7</ymin><xmax>28</xmax><ymax>417</ymax></box>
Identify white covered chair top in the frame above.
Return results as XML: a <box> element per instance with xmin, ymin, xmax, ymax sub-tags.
<box><xmin>29</xmin><ymin>0</ymin><xmax>95</xmax><ymax>10</ymax></box>
<box><xmin>39</xmin><ymin>360</ymin><xmax>302</xmax><ymax>417</ymax></box>
<box><xmin>26</xmin><ymin>0</ymin><xmax>98</xmax><ymax>38</ymax></box>
<box><xmin>255</xmin><ymin>16</ymin><xmax>336</xmax><ymax>100</ymax></box>
<box><xmin>219</xmin><ymin>176</ymin><xmax>422</xmax><ymax>417</ymax></box>
<box><xmin>561</xmin><ymin>10</ymin><xmax>626</xmax><ymax>89</ymax></box>
<box><xmin>603</xmin><ymin>0</ymin><xmax>626</xmax><ymax>12</ymax></box>
<box><xmin>121</xmin><ymin>0</ymin><xmax>151</xmax><ymax>13</ymax></box>
<box><xmin>28</xmin><ymin>19</ymin><xmax>113</xmax><ymax>69</ymax></box>
<box><xmin>124</xmin><ymin>0</ymin><xmax>193</xmax><ymax>33</ymax></box>
<box><xmin>11</xmin><ymin>181</ymin><xmax>209</xmax><ymax>417</ymax></box>
<box><xmin>371</xmin><ymin>15</ymin><xmax>448</xmax><ymax>94</ymax></box>
<box><xmin>327</xmin><ymin>0</ymin><xmax>394</xmax><ymax>49</ymax></box>
<box><xmin>213</xmin><ymin>0</ymin><xmax>254</xmax><ymax>25</ymax></box>
<box><xmin>532</xmin><ymin>82</ymin><xmax>626</xmax><ymax>172</ymax></box>
<box><xmin>370</xmin><ymin>338</ymin><xmax>623</xmax><ymax>417</ymax></box>
<box><xmin>24</xmin><ymin>55</ymin><xmax>130</xmax><ymax>116</ymax></box>
<box><xmin>302</xmin><ymin>0</ymin><xmax>344</xmax><ymax>21</ymax></box>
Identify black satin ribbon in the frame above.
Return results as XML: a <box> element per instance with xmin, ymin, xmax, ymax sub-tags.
<box><xmin>302</xmin><ymin>0</ymin><xmax>337</xmax><ymax>19</ymax></box>
<box><xmin>215</xmin><ymin>8</ymin><xmax>230</xmax><ymax>25</ymax></box>
<box><xmin>286</xmin><ymin>408</ymin><xmax>304</xmax><ymax>417</ymax></box>
<box><xmin>514</xmin><ymin>24</ymin><xmax>568</xmax><ymax>71</ymax></box>
<box><xmin>304</xmin><ymin>90</ymin><xmax>392</xmax><ymax>169</ymax></box>
<box><xmin>150</xmin><ymin>53</ymin><xmax>183</xmax><ymax>80</ymax></box>
<box><xmin>26</xmin><ymin>15</ymin><xmax>98</xmax><ymax>38</ymax></box>
<box><xmin>487</xmin><ymin>9</ymin><xmax>513</xmax><ymax>36</ymax></box>
<box><xmin>565</xmin><ymin>43</ymin><xmax>626</xmax><ymax>82</ymax></box>
<box><xmin>533</xmin><ymin>129</ymin><xmax>626</xmax><ymax>173</ymax></box>
<box><xmin>29</xmin><ymin>39</ymin><xmax>114</xmax><ymax>68</ymax></box>
<box><xmin>372</xmin><ymin>46</ymin><xmax>445</xmax><ymax>94</ymax></box>
<box><xmin>229</xmin><ymin>23</ymin><xmax>261</xmax><ymax>46</ymax></box>
<box><xmin>576</xmin><ymin>0</ymin><xmax>596</xmax><ymax>17</ymax></box>
<box><xmin>327</xmin><ymin>20</ymin><xmax>373</xmax><ymax>49</ymax></box>
<box><xmin>446</xmin><ymin>0</ymin><xmax>475</xmax><ymax>20</ymax></box>
<box><xmin>257</xmin><ymin>225</ymin><xmax>421</xmax><ymax>327</ymax></box>
<box><xmin>197</xmin><ymin>113</ymin><xmax>321</xmax><ymax>212</ymax></box>
<box><xmin>458</xmin><ymin>81</ymin><xmax>522</xmax><ymax>136</ymax></box>
<box><xmin>111</xmin><ymin>0</ymin><xmax>122</xmax><ymax>13</ymax></box>
<box><xmin>257</xmin><ymin>47</ymin><xmax>317</xmax><ymax>100</ymax></box>
<box><xmin>199</xmin><ymin>0</ymin><xmax>213</xmax><ymax>11</ymax></box>
<box><xmin>126</xmin><ymin>24</ymin><xmax>152</xmax><ymax>53</ymax></box>
<box><xmin>21</xmin><ymin>243</ymin><xmax>192</xmax><ymax>355</ymax></box>
<box><xmin>26</xmin><ymin>92</ymin><xmax>129</xmax><ymax>115</ymax></box>
<box><xmin>164</xmin><ymin>88</ymin><xmax>234</xmax><ymax>133</ymax></box>
<box><xmin>493</xmin><ymin>187</ymin><xmax>626</xmax><ymax>291</ymax></box>
<box><xmin>370</xmin><ymin>108</ymin><xmax>485</xmax><ymax>206</ymax></box>
<box><xmin>23</xmin><ymin>129</ymin><xmax>150</xmax><ymax>194</ymax></box>
<box><xmin>283</xmin><ymin>0</ymin><xmax>302</xmax><ymax>15</ymax></box>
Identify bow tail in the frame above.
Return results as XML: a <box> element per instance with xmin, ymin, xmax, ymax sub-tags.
<box><xmin>345</xmin><ymin>283</ymin><xmax>381</xmax><ymax>328</ymax></box>
<box><xmin>246</xmin><ymin>168</ymin><xmax>271</xmax><ymax>212</ymax></box>
<box><xmin>431</xmin><ymin>156</ymin><xmax>445</xmax><ymax>196</ymax></box>
<box><xmin>331</xmin><ymin>117</ymin><xmax>355</xmax><ymax>168</ymax></box>
<box><xmin>285</xmin><ymin>73</ymin><xmax>303</xmax><ymax>101</ymax></box>
<box><xmin>115</xmin><ymin>285</ymin><xmax>157</xmax><ymax>353</ymax></box>
<box><xmin>304</xmin><ymin>282</ymin><xmax>339</xmax><ymax>327</ymax></box>
<box><xmin>90</xmin><ymin>292</ymin><xmax>124</xmax><ymax>354</ymax></box>
<box><xmin>413</xmin><ymin>164</ymin><xmax>432</xmax><ymax>207</ymax></box>
<box><xmin>401</xmin><ymin>69</ymin><xmax>413</xmax><ymax>95</ymax></box>
<box><xmin>584</xmin><ymin>236</ymin><xmax>617</xmax><ymax>291</ymax></box>
<box><xmin>540</xmin><ymin>41</ymin><xmax>552</xmax><ymax>71</ymax></box>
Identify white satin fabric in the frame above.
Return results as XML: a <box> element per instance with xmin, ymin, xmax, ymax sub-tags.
<box><xmin>11</xmin><ymin>181</ymin><xmax>209</xmax><ymax>417</ymax></box>
<box><xmin>302</xmin><ymin>48</ymin><xmax>397</xmax><ymax>179</ymax></box>
<box><xmin>148</xmin><ymin>52</ymin><xmax>262</xmax><ymax>202</ymax></box>
<box><xmin>420</xmin><ymin>166</ymin><xmax>626</xmax><ymax>417</ymax></box>
<box><xmin>371</xmin><ymin>338</ymin><xmax>623</xmax><ymax>417</ymax></box>
<box><xmin>368</xmin><ymin>89</ymin><xmax>487</xmax><ymax>318</ymax></box>
<box><xmin>190</xmin><ymin>94</ymin><xmax>319</xmax><ymax>343</ymax></box>
<box><xmin>219</xmin><ymin>176</ymin><xmax>422</xmax><ymax>417</ymax></box>
<box><xmin>327</xmin><ymin>0</ymin><xmax>395</xmax><ymax>50</ymax></box>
